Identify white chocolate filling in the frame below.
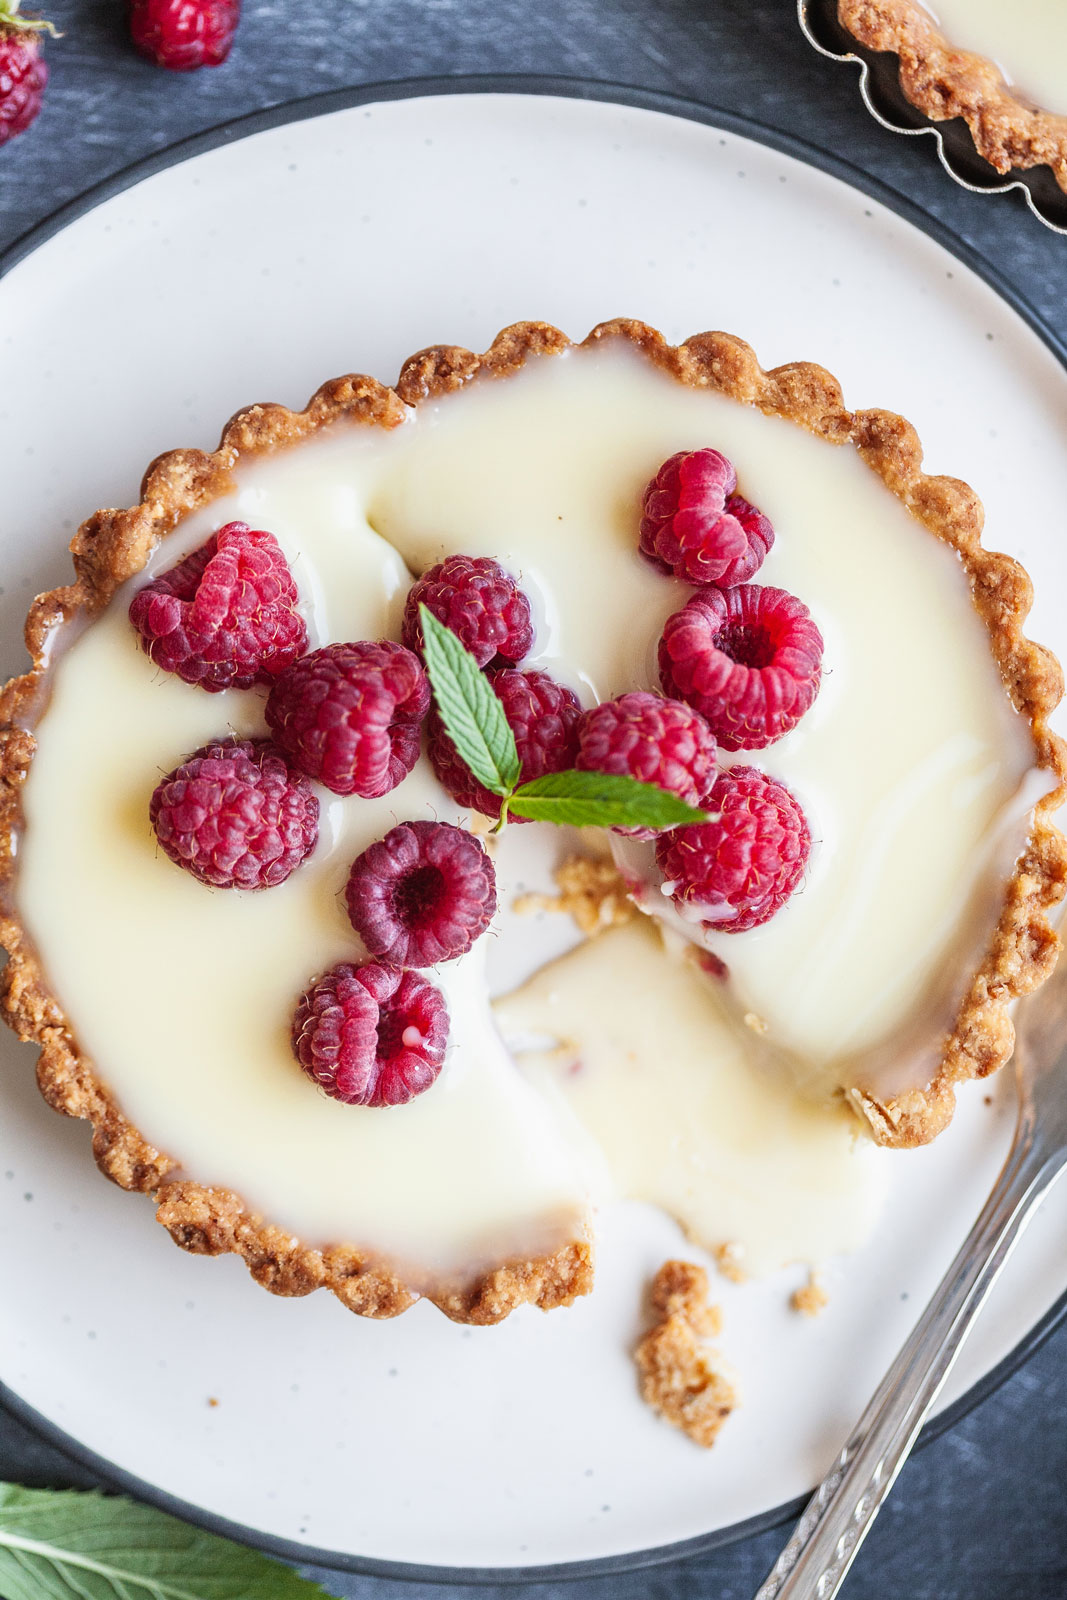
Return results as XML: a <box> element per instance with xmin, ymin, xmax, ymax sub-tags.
<box><xmin>921</xmin><ymin>1</ymin><xmax>1067</xmax><ymax>119</ymax></box>
<box><xmin>494</xmin><ymin>920</ymin><xmax>886</xmax><ymax>1277</ymax></box>
<box><xmin>15</xmin><ymin>346</ymin><xmax>1038</xmax><ymax>1278</ymax></box>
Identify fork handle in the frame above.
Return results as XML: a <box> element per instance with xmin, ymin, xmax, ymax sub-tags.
<box><xmin>755</xmin><ymin>1131</ymin><xmax>1067</xmax><ymax>1600</ymax></box>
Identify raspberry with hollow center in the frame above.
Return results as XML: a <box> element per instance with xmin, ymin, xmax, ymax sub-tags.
<box><xmin>150</xmin><ymin>738</ymin><xmax>319</xmax><ymax>889</ymax></box>
<box><xmin>265</xmin><ymin>640</ymin><xmax>429</xmax><ymax>798</ymax></box>
<box><xmin>574</xmin><ymin>690</ymin><xmax>717</xmax><ymax>836</ymax></box>
<box><xmin>640</xmin><ymin>450</ymin><xmax>774</xmax><ymax>587</ymax></box>
<box><xmin>129</xmin><ymin>521</ymin><xmax>307</xmax><ymax>692</ymax></box>
<box><xmin>428</xmin><ymin>666</ymin><xmax>582</xmax><ymax>822</ymax></box>
<box><xmin>659</xmin><ymin>585</ymin><xmax>823</xmax><ymax>750</ymax></box>
<box><xmin>291</xmin><ymin>961</ymin><xmax>448</xmax><ymax>1107</ymax></box>
<box><xmin>346</xmin><ymin>820</ymin><xmax>496</xmax><ymax>968</ymax></box>
<box><xmin>656</xmin><ymin>765</ymin><xmax>811</xmax><ymax>932</ymax></box>
<box><xmin>402</xmin><ymin>555</ymin><xmax>534</xmax><ymax>667</ymax></box>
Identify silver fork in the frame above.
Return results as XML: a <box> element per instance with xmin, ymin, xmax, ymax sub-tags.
<box><xmin>756</xmin><ymin>948</ymin><xmax>1067</xmax><ymax>1600</ymax></box>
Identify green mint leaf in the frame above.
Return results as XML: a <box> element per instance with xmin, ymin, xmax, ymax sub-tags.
<box><xmin>508</xmin><ymin>769</ymin><xmax>709</xmax><ymax>829</ymax></box>
<box><xmin>418</xmin><ymin>604</ymin><xmax>521</xmax><ymax>797</ymax></box>
<box><xmin>0</xmin><ymin>1483</ymin><xmax>332</xmax><ymax>1600</ymax></box>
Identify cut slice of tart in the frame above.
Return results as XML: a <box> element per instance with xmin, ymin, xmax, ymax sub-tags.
<box><xmin>837</xmin><ymin>0</ymin><xmax>1067</xmax><ymax>192</ymax></box>
<box><xmin>0</xmin><ymin>319</ymin><xmax>1063</xmax><ymax>1325</ymax></box>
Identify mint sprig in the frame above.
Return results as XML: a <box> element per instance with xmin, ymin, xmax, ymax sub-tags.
<box><xmin>417</xmin><ymin>604</ymin><xmax>709</xmax><ymax>833</ymax></box>
<box><xmin>0</xmin><ymin>1481</ymin><xmax>331</xmax><ymax>1599</ymax></box>
<box><xmin>418</xmin><ymin>604</ymin><xmax>521</xmax><ymax>797</ymax></box>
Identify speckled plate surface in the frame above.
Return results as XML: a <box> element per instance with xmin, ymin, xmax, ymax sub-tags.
<box><xmin>2</xmin><ymin>80</ymin><xmax>1067</xmax><ymax>1580</ymax></box>
<box><xmin>797</xmin><ymin>0</ymin><xmax>1067</xmax><ymax>234</ymax></box>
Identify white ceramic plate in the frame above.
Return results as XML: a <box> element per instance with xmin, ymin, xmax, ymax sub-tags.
<box><xmin>2</xmin><ymin>82</ymin><xmax>1067</xmax><ymax>1579</ymax></box>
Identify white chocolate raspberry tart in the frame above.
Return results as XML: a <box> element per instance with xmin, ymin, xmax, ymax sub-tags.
<box><xmin>1</xmin><ymin>319</ymin><xmax>1063</xmax><ymax>1336</ymax></box>
<box><xmin>837</xmin><ymin>0</ymin><xmax>1067</xmax><ymax>192</ymax></box>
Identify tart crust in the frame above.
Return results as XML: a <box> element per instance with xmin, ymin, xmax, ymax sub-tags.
<box><xmin>1</xmin><ymin>320</ymin><xmax>1064</xmax><ymax>1324</ymax></box>
<box><xmin>837</xmin><ymin>0</ymin><xmax>1067</xmax><ymax>193</ymax></box>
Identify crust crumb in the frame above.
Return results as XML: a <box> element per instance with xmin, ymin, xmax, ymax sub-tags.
<box><xmin>513</xmin><ymin>854</ymin><xmax>636</xmax><ymax>936</ymax></box>
<box><xmin>743</xmin><ymin>1011</ymin><xmax>768</xmax><ymax>1036</ymax></box>
<box><xmin>715</xmin><ymin>1241</ymin><xmax>748</xmax><ymax>1284</ymax></box>
<box><xmin>791</xmin><ymin>1271</ymin><xmax>829</xmax><ymax>1318</ymax></box>
<box><xmin>635</xmin><ymin>1260</ymin><xmax>738</xmax><ymax>1449</ymax></box>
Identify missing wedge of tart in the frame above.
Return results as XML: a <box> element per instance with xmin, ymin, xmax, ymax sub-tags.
<box><xmin>837</xmin><ymin>0</ymin><xmax>1067</xmax><ymax>193</ymax></box>
<box><xmin>0</xmin><ymin>319</ymin><xmax>1064</xmax><ymax>1328</ymax></box>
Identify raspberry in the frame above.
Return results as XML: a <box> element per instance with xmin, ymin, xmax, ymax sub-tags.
<box><xmin>346</xmin><ymin>820</ymin><xmax>496</xmax><ymax>968</ymax></box>
<box><xmin>292</xmin><ymin>961</ymin><xmax>448</xmax><ymax>1108</ymax></box>
<box><xmin>640</xmin><ymin>450</ymin><xmax>774</xmax><ymax>586</ymax></box>
<box><xmin>659</xmin><ymin>585</ymin><xmax>823</xmax><ymax>750</ymax></box>
<box><xmin>655</xmin><ymin>766</ymin><xmax>811</xmax><ymax>932</ymax></box>
<box><xmin>266</xmin><ymin>640</ymin><xmax>429</xmax><ymax>798</ymax></box>
<box><xmin>129</xmin><ymin>522</ymin><xmax>307</xmax><ymax>693</ymax></box>
<box><xmin>402</xmin><ymin>555</ymin><xmax>534</xmax><ymax>668</ymax></box>
<box><xmin>0</xmin><ymin>13</ymin><xmax>48</xmax><ymax>147</ymax></box>
<box><xmin>128</xmin><ymin>0</ymin><xmax>240</xmax><ymax>69</ymax></box>
<box><xmin>427</xmin><ymin>667</ymin><xmax>581</xmax><ymax>822</ymax></box>
<box><xmin>150</xmin><ymin>738</ymin><xmax>318</xmax><ymax>889</ymax></box>
<box><xmin>575</xmin><ymin>691</ymin><xmax>717</xmax><ymax>835</ymax></box>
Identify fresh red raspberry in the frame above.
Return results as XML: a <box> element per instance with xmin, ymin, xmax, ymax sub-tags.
<box><xmin>575</xmin><ymin>691</ymin><xmax>717</xmax><ymax>836</ymax></box>
<box><xmin>129</xmin><ymin>522</ymin><xmax>307</xmax><ymax>693</ymax></box>
<box><xmin>427</xmin><ymin>667</ymin><xmax>581</xmax><ymax>822</ymax></box>
<box><xmin>402</xmin><ymin>555</ymin><xmax>534</xmax><ymax>668</ymax></box>
<box><xmin>265</xmin><ymin>640</ymin><xmax>429</xmax><ymax>798</ymax></box>
<box><xmin>655</xmin><ymin>766</ymin><xmax>811</xmax><ymax>932</ymax></box>
<box><xmin>291</xmin><ymin>961</ymin><xmax>448</xmax><ymax>1108</ymax></box>
<box><xmin>659</xmin><ymin>585</ymin><xmax>823</xmax><ymax>750</ymax></box>
<box><xmin>150</xmin><ymin>738</ymin><xmax>318</xmax><ymax>889</ymax></box>
<box><xmin>128</xmin><ymin>0</ymin><xmax>240</xmax><ymax>69</ymax></box>
<box><xmin>0</xmin><ymin>11</ymin><xmax>49</xmax><ymax>147</ymax></box>
<box><xmin>346</xmin><ymin>820</ymin><xmax>496</xmax><ymax>968</ymax></box>
<box><xmin>640</xmin><ymin>450</ymin><xmax>774</xmax><ymax>586</ymax></box>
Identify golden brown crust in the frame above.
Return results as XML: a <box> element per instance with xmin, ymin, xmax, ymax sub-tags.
<box><xmin>837</xmin><ymin>0</ymin><xmax>1067</xmax><ymax>193</ymax></box>
<box><xmin>635</xmin><ymin>1261</ymin><xmax>737</xmax><ymax>1449</ymax></box>
<box><xmin>1</xmin><ymin>321</ymin><xmax>1064</xmax><ymax>1327</ymax></box>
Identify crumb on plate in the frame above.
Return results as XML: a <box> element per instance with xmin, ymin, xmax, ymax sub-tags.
<box><xmin>715</xmin><ymin>1241</ymin><xmax>748</xmax><ymax>1284</ymax></box>
<box><xmin>791</xmin><ymin>1271</ymin><xmax>829</xmax><ymax>1318</ymax></box>
<box><xmin>635</xmin><ymin>1259</ymin><xmax>738</xmax><ymax>1449</ymax></box>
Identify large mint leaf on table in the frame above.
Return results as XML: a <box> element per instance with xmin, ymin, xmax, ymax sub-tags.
<box><xmin>0</xmin><ymin>1482</ymin><xmax>333</xmax><ymax>1600</ymax></box>
<box><xmin>417</xmin><ymin>603</ymin><xmax>521</xmax><ymax>797</ymax></box>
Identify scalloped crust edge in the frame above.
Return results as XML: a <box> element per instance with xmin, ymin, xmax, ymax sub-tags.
<box><xmin>837</xmin><ymin>0</ymin><xmax>1067</xmax><ymax>193</ymax></box>
<box><xmin>0</xmin><ymin>320</ymin><xmax>1064</xmax><ymax>1327</ymax></box>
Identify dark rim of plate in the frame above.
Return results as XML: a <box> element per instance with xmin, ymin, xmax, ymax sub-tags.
<box><xmin>2</xmin><ymin>72</ymin><xmax>1067</xmax><ymax>1585</ymax></box>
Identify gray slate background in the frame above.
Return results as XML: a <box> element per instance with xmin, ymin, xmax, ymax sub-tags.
<box><xmin>2</xmin><ymin>3</ymin><xmax>1066</xmax><ymax>1598</ymax></box>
